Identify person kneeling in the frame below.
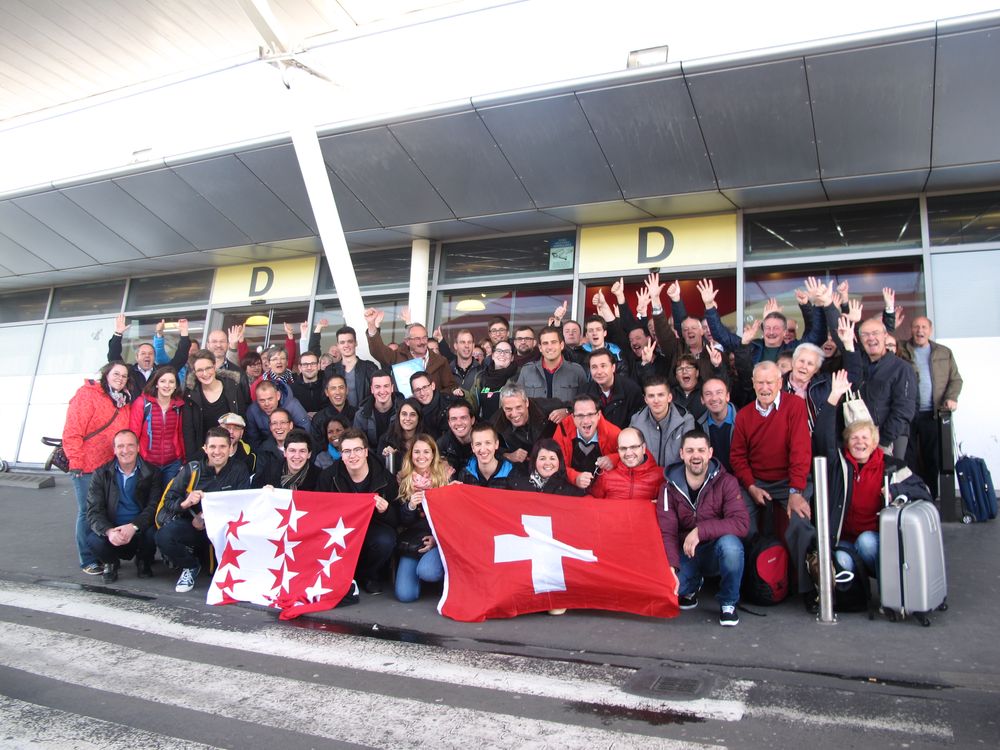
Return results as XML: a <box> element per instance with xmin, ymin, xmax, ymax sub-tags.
<box><xmin>657</xmin><ymin>429</ymin><xmax>749</xmax><ymax>626</ymax></box>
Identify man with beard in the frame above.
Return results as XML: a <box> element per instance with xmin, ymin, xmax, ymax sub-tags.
<box><xmin>657</xmin><ymin>429</ymin><xmax>749</xmax><ymax>626</ymax></box>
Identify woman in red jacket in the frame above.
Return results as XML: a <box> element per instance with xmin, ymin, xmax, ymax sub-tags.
<box><xmin>63</xmin><ymin>360</ymin><xmax>133</xmax><ymax>575</ymax></box>
<box><xmin>130</xmin><ymin>367</ymin><xmax>185</xmax><ymax>485</ymax></box>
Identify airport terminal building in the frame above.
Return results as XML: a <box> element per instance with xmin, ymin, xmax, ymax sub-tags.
<box><xmin>0</xmin><ymin>5</ymin><xmax>997</xmax><ymax>470</ymax></box>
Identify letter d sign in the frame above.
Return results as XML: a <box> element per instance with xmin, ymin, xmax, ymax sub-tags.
<box><xmin>248</xmin><ymin>266</ymin><xmax>274</xmax><ymax>297</ymax></box>
<box><xmin>637</xmin><ymin>227</ymin><xmax>674</xmax><ymax>264</ymax></box>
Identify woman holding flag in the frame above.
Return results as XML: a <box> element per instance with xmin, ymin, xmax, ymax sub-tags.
<box><xmin>394</xmin><ymin>435</ymin><xmax>454</xmax><ymax>602</ymax></box>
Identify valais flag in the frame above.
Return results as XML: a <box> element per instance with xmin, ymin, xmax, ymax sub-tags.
<box><xmin>423</xmin><ymin>485</ymin><xmax>679</xmax><ymax>622</ymax></box>
<box><xmin>202</xmin><ymin>489</ymin><xmax>373</xmax><ymax>620</ymax></box>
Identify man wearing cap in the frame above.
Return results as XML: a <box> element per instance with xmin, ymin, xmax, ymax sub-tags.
<box><xmin>218</xmin><ymin>412</ymin><xmax>255</xmax><ymax>471</ymax></box>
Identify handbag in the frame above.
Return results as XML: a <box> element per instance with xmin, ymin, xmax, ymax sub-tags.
<box><xmin>842</xmin><ymin>390</ymin><xmax>873</xmax><ymax>426</ymax></box>
<box><xmin>44</xmin><ymin>409</ymin><xmax>121</xmax><ymax>473</ymax></box>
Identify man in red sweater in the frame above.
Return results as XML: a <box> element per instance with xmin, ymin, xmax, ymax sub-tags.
<box><xmin>730</xmin><ymin>361</ymin><xmax>812</xmax><ymax>535</ymax></box>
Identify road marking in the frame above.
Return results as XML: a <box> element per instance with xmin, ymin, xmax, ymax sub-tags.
<box><xmin>0</xmin><ymin>622</ymin><xmax>717</xmax><ymax>750</ymax></box>
<box><xmin>0</xmin><ymin>580</ymin><xmax>748</xmax><ymax>722</ymax></box>
<box><xmin>0</xmin><ymin>694</ymin><xmax>215</xmax><ymax>750</ymax></box>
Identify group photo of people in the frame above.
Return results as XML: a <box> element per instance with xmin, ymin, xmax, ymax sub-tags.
<box><xmin>62</xmin><ymin>269</ymin><xmax>963</xmax><ymax>627</ymax></box>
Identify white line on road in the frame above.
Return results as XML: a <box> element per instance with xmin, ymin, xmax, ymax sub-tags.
<box><xmin>0</xmin><ymin>580</ymin><xmax>747</xmax><ymax>722</ymax></box>
<box><xmin>0</xmin><ymin>622</ymin><xmax>718</xmax><ymax>750</ymax></box>
<box><xmin>0</xmin><ymin>694</ymin><xmax>217</xmax><ymax>750</ymax></box>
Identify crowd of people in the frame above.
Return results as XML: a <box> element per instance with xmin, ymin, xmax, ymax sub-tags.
<box><xmin>62</xmin><ymin>271</ymin><xmax>963</xmax><ymax>626</ymax></box>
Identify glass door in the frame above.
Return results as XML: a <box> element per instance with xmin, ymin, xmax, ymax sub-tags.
<box><xmin>215</xmin><ymin>304</ymin><xmax>311</xmax><ymax>359</ymax></box>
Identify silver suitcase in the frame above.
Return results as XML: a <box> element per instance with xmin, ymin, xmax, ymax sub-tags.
<box><xmin>879</xmin><ymin>499</ymin><xmax>948</xmax><ymax>626</ymax></box>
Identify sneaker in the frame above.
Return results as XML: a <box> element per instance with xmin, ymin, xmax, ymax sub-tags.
<box><xmin>720</xmin><ymin>604</ymin><xmax>739</xmax><ymax>626</ymax></box>
<box><xmin>102</xmin><ymin>561</ymin><xmax>119</xmax><ymax>584</ymax></box>
<box><xmin>174</xmin><ymin>565</ymin><xmax>200</xmax><ymax>593</ymax></box>
<box><xmin>81</xmin><ymin>562</ymin><xmax>103</xmax><ymax>576</ymax></box>
<box><xmin>547</xmin><ymin>608</ymin><xmax>568</xmax><ymax>616</ymax></box>
<box><xmin>678</xmin><ymin>592</ymin><xmax>699</xmax><ymax>610</ymax></box>
<box><xmin>136</xmin><ymin>559</ymin><xmax>154</xmax><ymax>579</ymax></box>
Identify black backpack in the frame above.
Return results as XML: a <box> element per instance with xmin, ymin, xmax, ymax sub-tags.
<box><xmin>833</xmin><ymin>547</ymin><xmax>872</xmax><ymax>613</ymax></box>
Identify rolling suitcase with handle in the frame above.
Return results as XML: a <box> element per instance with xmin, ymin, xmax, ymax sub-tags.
<box><xmin>879</xmin><ymin>498</ymin><xmax>947</xmax><ymax>626</ymax></box>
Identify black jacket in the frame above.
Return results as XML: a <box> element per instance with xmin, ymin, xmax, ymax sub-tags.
<box><xmin>182</xmin><ymin>370</ymin><xmax>246</xmax><ymax>460</ymax></box>
<box><xmin>159</xmin><ymin>458</ymin><xmax>250</xmax><ymax>523</ymax></box>
<box><xmin>437</xmin><ymin>431</ymin><xmax>473</xmax><ymax>471</ymax></box>
<box><xmin>291</xmin><ymin>377</ymin><xmax>326</xmax><ymax>414</ymax></box>
<box><xmin>86</xmin><ymin>457</ymin><xmax>163</xmax><ymax>535</ymax></box>
<box><xmin>352</xmin><ymin>394</ymin><xmax>402</xmax><ymax>448</ymax></box>
<box><xmin>108</xmin><ymin>332</ymin><xmax>191</xmax><ymax>399</ymax></box>
<box><xmin>859</xmin><ymin>352</ymin><xmax>917</xmax><ymax>446</ymax></box>
<box><xmin>583</xmin><ymin>374</ymin><xmax>644</xmax><ymax>430</ymax></box>
<box><xmin>323</xmin><ymin>358</ymin><xmax>381</xmax><ymax>409</ymax></box>
<box><xmin>506</xmin><ymin>467</ymin><xmax>585</xmax><ymax>496</ymax></box>
<box><xmin>316</xmin><ymin>456</ymin><xmax>400</xmax><ymax>530</ymax></box>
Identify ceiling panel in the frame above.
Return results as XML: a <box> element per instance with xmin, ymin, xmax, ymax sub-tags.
<box><xmin>13</xmin><ymin>190</ymin><xmax>144</xmax><ymax>263</ymax></box>
<box><xmin>172</xmin><ymin>156</ymin><xmax>314</xmax><ymax>243</ymax></box>
<box><xmin>60</xmin><ymin>180</ymin><xmax>197</xmax><ymax>257</ymax></box>
<box><xmin>389</xmin><ymin>112</ymin><xmax>534</xmax><ymax>217</ymax></box>
<box><xmin>0</xmin><ymin>202</ymin><xmax>95</xmax><ymax>268</ymax></box>
<box><xmin>933</xmin><ymin>26</ymin><xmax>1000</xmax><ymax>166</ymax></box>
<box><xmin>823</xmin><ymin>170</ymin><xmax>928</xmax><ymax>201</ymax></box>
<box><xmin>542</xmin><ymin>201</ymin><xmax>654</xmax><ymax>225</ymax></box>
<box><xmin>237</xmin><ymin>145</ymin><xmax>319</xmax><ymax>232</ymax></box>
<box><xmin>578</xmin><ymin>77</ymin><xmax>717</xmax><ymax>198</ymax></box>
<box><xmin>477</xmin><ymin>95</ymin><xmax>622</xmax><ymax>208</ymax></box>
<box><xmin>461</xmin><ymin>210</ymin><xmax>576</xmax><ymax>234</ymax></box>
<box><xmin>319</xmin><ymin>128</ymin><xmax>454</xmax><ymax>226</ymax></box>
<box><xmin>627</xmin><ymin>191</ymin><xmax>736</xmax><ymax>218</ymax></box>
<box><xmin>113</xmin><ymin>168</ymin><xmax>250</xmax><ymax>250</ymax></box>
<box><xmin>0</xmin><ymin>232</ymin><xmax>53</xmax><ymax>273</ymax></box>
<box><xmin>925</xmin><ymin>162</ymin><xmax>1000</xmax><ymax>192</ymax></box>
<box><xmin>687</xmin><ymin>59</ymin><xmax>819</xmax><ymax>188</ymax></box>
<box><xmin>808</xmin><ymin>39</ymin><xmax>934</xmax><ymax>179</ymax></box>
<box><xmin>722</xmin><ymin>181</ymin><xmax>827</xmax><ymax>209</ymax></box>
<box><xmin>343</xmin><ymin>228</ymin><xmax>414</xmax><ymax>248</ymax></box>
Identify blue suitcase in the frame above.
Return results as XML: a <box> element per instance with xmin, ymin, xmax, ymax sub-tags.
<box><xmin>955</xmin><ymin>455</ymin><xmax>997</xmax><ymax>523</ymax></box>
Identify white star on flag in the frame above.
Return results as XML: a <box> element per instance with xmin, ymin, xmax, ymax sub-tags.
<box><xmin>304</xmin><ymin>575</ymin><xmax>334</xmax><ymax>603</ymax></box>
<box><xmin>283</xmin><ymin>538</ymin><xmax>301</xmax><ymax>562</ymax></box>
<box><xmin>318</xmin><ymin>549</ymin><xmax>342</xmax><ymax>577</ymax></box>
<box><xmin>281</xmin><ymin>565</ymin><xmax>299</xmax><ymax>593</ymax></box>
<box><xmin>276</xmin><ymin>499</ymin><xmax>308</xmax><ymax>532</ymax></box>
<box><xmin>323</xmin><ymin>518</ymin><xmax>354</xmax><ymax>549</ymax></box>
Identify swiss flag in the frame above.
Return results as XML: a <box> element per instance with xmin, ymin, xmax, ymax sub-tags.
<box><xmin>202</xmin><ymin>489</ymin><xmax>373</xmax><ymax>620</ymax></box>
<box><xmin>424</xmin><ymin>485</ymin><xmax>679</xmax><ymax>622</ymax></box>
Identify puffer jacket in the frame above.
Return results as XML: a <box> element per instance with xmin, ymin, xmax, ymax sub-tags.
<box><xmin>62</xmin><ymin>380</ymin><xmax>132</xmax><ymax>473</ymax></box>
<box><xmin>657</xmin><ymin>459</ymin><xmax>749</xmax><ymax>569</ymax></box>
<box><xmin>130</xmin><ymin>395</ymin><xmax>185</xmax><ymax>466</ymax></box>
<box><xmin>589</xmin><ymin>449</ymin><xmax>663</xmax><ymax>501</ymax></box>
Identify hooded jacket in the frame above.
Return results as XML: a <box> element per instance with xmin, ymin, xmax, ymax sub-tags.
<box><xmin>62</xmin><ymin>379</ymin><xmax>132</xmax><ymax>473</ymax></box>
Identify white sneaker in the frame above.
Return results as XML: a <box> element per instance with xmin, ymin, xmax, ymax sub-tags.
<box><xmin>175</xmin><ymin>565</ymin><xmax>200</xmax><ymax>593</ymax></box>
<box><xmin>719</xmin><ymin>604</ymin><xmax>739</xmax><ymax>627</ymax></box>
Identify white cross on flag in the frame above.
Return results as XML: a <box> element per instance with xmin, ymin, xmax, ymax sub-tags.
<box><xmin>424</xmin><ymin>485</ymin><xmax>679</xmax><ymax>622</ymax></box>
<box><xmin>201</xmin><ymin>489</ymin><xmax>374</xmax><ymax>620</ymax></box>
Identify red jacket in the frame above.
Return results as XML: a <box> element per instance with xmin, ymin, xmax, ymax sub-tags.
<box><xmin>590</xmin><ymin>450</ymin><xmax>663</xmax><ymax>501</ymax></box>
<box><xmin>62</xmin><ymin>380</ymin><xmax>131</xmax><ymax>473</ymax></box>
<box><xmin>553</xmin><ymin>413</ymin><xmax>621</xmax><ymax>485</ymax></box>
<box><xmin>130</xmin><ymin>395</ymin><xmax>185</xmax><ymax>467</ymax></box>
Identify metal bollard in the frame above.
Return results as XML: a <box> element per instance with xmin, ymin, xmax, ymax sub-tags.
<box><xmin>813</xmin><ymin>456</ymin><xmax>836</xmax><ymax>624</ymax></box>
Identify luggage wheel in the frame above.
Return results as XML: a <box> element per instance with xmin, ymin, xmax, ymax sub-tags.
<box><xmin>915</xmin><ymin>613</ymin><xmax>931</xmax><ymax>627</ymax></box>
<box><xmin>962</xmin><ymin>514</ymin><xmax>973</xmax><ymax>524</ymax></box>
<box><xmin>885</xmin><ymin>609</ymin><xmax>898</xmax><ymax>622</ymax></box>
<box><xmin>937</xmin><ymin>601</ymin><xmax>948</xmax><ymax>612</ymax></box>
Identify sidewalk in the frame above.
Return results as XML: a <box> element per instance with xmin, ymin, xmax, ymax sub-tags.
<box><xmin>2</xmin><ymin>476</ymin><xmax>997</xmax><ymax>691</ymax></box>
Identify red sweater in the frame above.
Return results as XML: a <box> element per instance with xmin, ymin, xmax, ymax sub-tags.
<box><xmin>730</xmin><ymin>394</ymin><xmax>811</xmax><ymax>491</ymax></box>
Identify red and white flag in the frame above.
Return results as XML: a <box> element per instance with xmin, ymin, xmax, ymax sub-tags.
<box><xmin>202</xmin><ymin>488</ymin><xmax>374</xmax><ymax>620</ymax></box>
<box><xmin>423</xmin><ymin>485</ymin><xmax>678</xmax><ymax>622</ymax></box>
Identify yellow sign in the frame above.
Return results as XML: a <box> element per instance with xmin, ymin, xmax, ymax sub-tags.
<box><xmin>211</xmin><ymin>257</ymin><xmax>317</xmax><ymax>305</ymax></box>
<box><xmin>578</xmin><ymin>214</ymin><xmax>737</xmax><ymax>274</ymax></box>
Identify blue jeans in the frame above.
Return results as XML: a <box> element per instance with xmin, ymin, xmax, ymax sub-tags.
<box><xmin>71</xmin><ymin>472</ymin><xmax>96</xmax><ymax>567</ymax></box>
<box><xmin>156</xmin><ymin>459</ymin><xmax>182</xmax><ymax>486</ymax></box>
<box><xmin>678</xmin><ymin>534</ymin><xmax>744</xmax><ymax>607</ymax></box>
<box><xmin>395</xmin><ymin>547</ymin><xmax>444</xmax><ymax>602</ymax></box>
<box><xmin>835</xmin><ymin>531</ymin><xmax>879</xmax><ymax>578</ymax></box>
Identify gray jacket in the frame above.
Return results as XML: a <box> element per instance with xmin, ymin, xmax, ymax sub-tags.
<box><xmin>629</xmin><ymin>404</ymin><xmax>695</xmax><ymax>469</ymax></box>
<box><xmin>516</xmin><ymin>359</ymin><xmax>588</xmax><ymax>416</ymax></box>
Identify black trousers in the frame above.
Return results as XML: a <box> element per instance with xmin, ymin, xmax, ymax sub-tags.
<box><xmin>86</xmin><ymin>527</ymin><xmax>156</xmax><ymax>565</ymax></box>
<box><xmin>908</xmin><ymin>411</ymin><xmax>941</xmax><ymax>497</ymax></box>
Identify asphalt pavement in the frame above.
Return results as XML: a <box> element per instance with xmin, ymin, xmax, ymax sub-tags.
<box><xmin>2</xmin><ymin>474</ymin><xmax>997</xmax><ymax>695</ymax></box>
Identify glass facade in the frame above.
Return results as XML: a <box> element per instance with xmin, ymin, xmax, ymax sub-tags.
<box><xmin>1</xmin><ymin>191</ymin><xmax>997</xmax><ymax>465</ymax></box>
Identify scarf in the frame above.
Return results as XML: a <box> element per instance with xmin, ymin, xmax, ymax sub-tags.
<box><xmin>528</xmin><ymin>471</ymin><xmax>550</xmax><ymax>490</ymax></box>
<box><xmin>280</xmin><ymin>464</ymin><xmax>309</xmax><ymax>490</ymax></box>
<box><xmin>106</xmin><ymin>387</ymin><xmax>130</xmax><ymax>409</ymax></box>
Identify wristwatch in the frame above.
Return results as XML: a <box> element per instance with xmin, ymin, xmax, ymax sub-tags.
<box><xmin>789</xmin><ymin>488</ymin><xmax>802</xmax><ymax>496</ymax></box>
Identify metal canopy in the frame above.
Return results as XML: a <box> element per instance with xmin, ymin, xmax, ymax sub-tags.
<box><xmin>2</xmin><ymin>12</ymin><xmax>1000</xmax><ymax>291</ymax></box>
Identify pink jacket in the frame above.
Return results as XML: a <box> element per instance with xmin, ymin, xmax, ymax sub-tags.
<box><xmin>62</xmin><ymin>380</ymin><xmax>131</xmax><ymax>473</ymax></box>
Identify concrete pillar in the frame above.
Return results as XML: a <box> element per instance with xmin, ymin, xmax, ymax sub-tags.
<box><xmin>408</xmin><ymin>239</ymin><xmax>431</xmax><ymax>327</ymax></box>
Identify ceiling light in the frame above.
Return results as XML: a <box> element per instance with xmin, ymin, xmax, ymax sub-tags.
<box><xmin>455</xmin><ymin>298</ymin><xmax>486</xmax><ymax>312</ymax></box>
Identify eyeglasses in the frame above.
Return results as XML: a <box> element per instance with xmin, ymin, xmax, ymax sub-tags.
<box><xmin>573</xmin><ymin>412</ymin><xmax>598</xmax><ymax>419</ymax></box>
<box><xmin>618</xmin><ymin>444</ymin><xmax>644</xmax><ymax>452</ymax></box>
<box><xmin>412</xmin><ymin>384</ymin><xmax>433</xmax><ymax>395</ymax></box>
<box><xmin>193</xmin><ymin>366</ymin><xmax>216</xmax><ymax>375</ymax></box>
<box><xmin>300</xmin><ymin>361</ymin><xmax>319</xmax><ymax>367</ymax></box>
<box><xmin>676</xmin><ymin>366</ymin><xmax>697</xmax><ymax>373</ymax></box>
<box><xmin>489</xmin><ymin>326</ymin><xmax>507</xmax><ymax>334</ymax></box>
<box><xmin>269</xmin><ymin>420</ymin><xmax>291</xmax><ymax>427</ymax></box>
<box><xmin>859</xmin><ymin>332</ymin><xmax>883</xmax><ymax>339</ymax></box>
<box><xmin>494</xmin><ymin>349</ymin><xmax>512</xmax><ymax>356</ymax></box>
<box><xmin>341</xmin><ymin>447</ymin><xmax>366</xmax><ymax>456</ymax></box>
<box><xmin>514</xmin><ymin>336</ymin><xmax>535</xmax><ymax>342</ymax></box>
<box><xmin>407</xmin><ymin>335</ymin><xmax>429</xmax><ymax>343</ymax></box>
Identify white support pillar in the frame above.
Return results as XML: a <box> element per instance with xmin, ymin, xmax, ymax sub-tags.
<box><xmin>408</xmin><ymin>239</ymin><xmax>431</xmax><ymax>327</ymax></box>
<box><xmin>281</xmin><ymin>73</ymin><xmax>369</xmax><ymax>357</ymax></box>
